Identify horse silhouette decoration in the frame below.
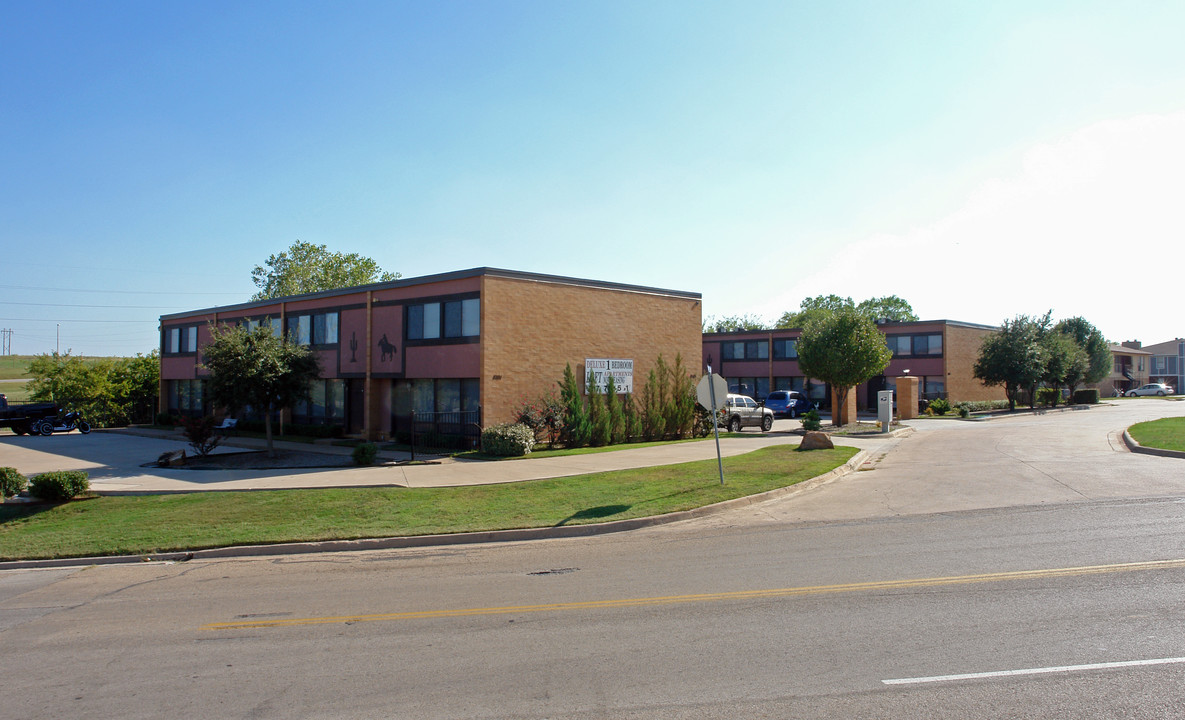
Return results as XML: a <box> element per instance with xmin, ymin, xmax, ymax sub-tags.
<box><xmin>378</xmin><ymin>334</ymin><xmax>398</xmax><ymax>362</ymax></box>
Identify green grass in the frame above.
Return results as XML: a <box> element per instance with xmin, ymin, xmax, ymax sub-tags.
<box><xmin>1128</xmin><ymin>417</ymin><xmax>1185</xmax><ymax>452</ymax></box>
<box><xmin>454</xmin><ymin>433</ymin><xmax>751</xmax><ymax>461</ymax></box>
<box><xmin>0</xmin><ymin>382</ymin><xmax>33</xmax><ymax>403</ymax></box>
<box><xmin>0</xmin><ymin>355</ymin><xmax>32</xmax><ymax>381</ymax></box>
<box><xmin>0</xmin><ymin>444</ymin><xmax>856</xmax><ymax>560</ymax></box>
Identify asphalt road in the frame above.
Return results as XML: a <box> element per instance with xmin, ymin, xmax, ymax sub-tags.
<box><xmin>1</xmin><ymin>399</ymin><xmax>1183</xmax><ymax>718</ymax></box>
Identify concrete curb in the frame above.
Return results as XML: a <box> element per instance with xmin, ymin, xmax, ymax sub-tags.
<box><xmin>1122</xmin><ymin>430</ymin><xmax>1185</xmax><ymax>459</ymax></box>
<box><xmin>0</xmin><ymin>447</ymin><xmax>870</xmax><ymax>571</ymax></box>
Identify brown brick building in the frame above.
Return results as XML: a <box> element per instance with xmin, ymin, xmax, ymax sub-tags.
<box><xmin>159</xmin><ymin>268</ymin><xmax>702</xmax><ymax>441</ymax></box>
<box><xmin>702</xmin><ymin>319</ymin><xmax>1005</xmax><ymax>410</ymax></box>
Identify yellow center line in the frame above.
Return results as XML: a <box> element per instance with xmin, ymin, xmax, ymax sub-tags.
<box><xmin>202</xmin><ymin>558</ymin><xmax>1185</xmax><ymax>631</ymax></box>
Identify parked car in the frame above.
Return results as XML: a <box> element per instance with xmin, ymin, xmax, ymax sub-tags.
<box><xmin>764</xmin><ymin>390</ymin><xmax>813</xmax><ymax>418</ymax></box>
<box><xmin>1126</xmin><ymin>382</ymin><xmax>1174</xmax><ymax>397</ymax></box>
<box><xmin>724</xmin><ymin>393</ymin><xmax>774</xmax><ymax>432</ymax></box>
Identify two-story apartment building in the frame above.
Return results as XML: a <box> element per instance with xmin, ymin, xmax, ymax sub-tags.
<box><xmin>702</xmin><ymin>319</ymin><xmax>1006</xmax><ymax>411</ymax></box>
<box><xmin>159</xmin><ymin>268</ymin><xmax>702</xmax><ymax>441</ymax></box>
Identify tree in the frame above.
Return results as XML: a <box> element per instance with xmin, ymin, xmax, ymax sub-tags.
<box><xmin>856</xmin><ymin>295</ymin><xmax>919</xmax><ymax>323</ymax></box>
<box><xmin>251</xmin><ymin>240</ymin><xmax>400</xmax><ymax>301</ymax></box>
<box><xmin>796</xmin><ymin>309</ymin><xmax>892</xmax><ymax>426</ymax></box>
<box><xmin>776</xmin><ymin>294</ymin><xmax>855</xmax><ymax>329</ymax></box>
<box><xmin>28</xmin><ymin>352</ymin><xmax>158</xmax><ymax>427</ymax></box>
<box><xmin>1054</xmin><ymin>317</ymin><xmax>1112</xmax><ymax>395</ymax></box>
<box><xmin>703</xmin><ymin>314</ymin><xmax>768</xmax><ymax>333</ymax></box>
<box><xmin>1039</xmin><ymin>331</ymin><xmax>1087</xmax><ymax>406</ymax></box>
<box><xmin>201</xmin><ymin>323</ymin><xmax>322</xmax><ymax>457</ymax></box>
<box><xmin>973</xmin><ymin>315</ymin><xmax>1046</xmax><ymax>411</ymax></box>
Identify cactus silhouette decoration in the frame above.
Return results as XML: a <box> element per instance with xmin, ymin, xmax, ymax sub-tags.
<box><xmin>349</xmin><ymin>332</ymin><xmax>359</xmax><ymax>363</ymax></box>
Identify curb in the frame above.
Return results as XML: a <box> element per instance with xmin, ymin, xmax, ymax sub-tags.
<box><xmin>1122</xmin><ymin>430</ymin><xmax>1185</xmax><ymax>460</ymax></box>
<box><xmin>0</xmin><ymin>448</ymin><xmax>870</xmax><ymax>571</ymax></box>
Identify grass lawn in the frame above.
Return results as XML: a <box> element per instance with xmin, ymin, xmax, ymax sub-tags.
<box><xmin>1128</xmin><ymin>417</ymin><xmax>1185</xmax><ymax>453</ymax></box>
<box><xmin>453</xmin><ymin>433</ymin><xmax>752</xmax><ymax>461</ymax></box>
<box><xmin>0</xmin><ymin>382</ymin><xmax>33</xmax><ymax>403</ymax></box>
<box><xmin>0</xmin><ymin>444</ymin><xmax>857</xmax><ymax>561</ymax></box>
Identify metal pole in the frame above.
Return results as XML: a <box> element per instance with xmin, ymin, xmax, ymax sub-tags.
<box><xmin>410</xmin><ymin>409</ymin><xmax>416</xmax><ymax>462</ymax></box>
<box><xmin>707</xmin><ymin>365</ymin><xmax>725</xmax><ymax>485</ymax></box>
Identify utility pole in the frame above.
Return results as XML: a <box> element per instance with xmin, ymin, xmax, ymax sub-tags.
<box><xmin>1</xmin><ymin>328</ymin><xmax>11</xmax><ymax>356</ymax></box>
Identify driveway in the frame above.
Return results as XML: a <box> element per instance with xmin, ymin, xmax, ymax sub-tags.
<box><xmin>675</xmin><ymin>399</ymin><xmax>1185</xmax><ymax>529</ymax></box>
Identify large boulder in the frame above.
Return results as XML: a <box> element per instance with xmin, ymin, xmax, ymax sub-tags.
<box><xmin>799</xmin><ymin>431</ymin><xmax>834</xmax><ymax>450</ymax></box>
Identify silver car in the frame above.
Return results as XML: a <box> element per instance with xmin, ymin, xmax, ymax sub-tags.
<box><xmin>724</xmin><ymin>393</ymin><xmax>774</xmax><ymax>432</ymax></box>
<box><xmin>1126</xmin><ymin>382</ymin><xmax>1174</xmax><ymax>397</ymax></box>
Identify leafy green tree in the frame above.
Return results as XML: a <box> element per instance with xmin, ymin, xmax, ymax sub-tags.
<box><xmin>110</xmin><ymin>351</ymin><xmax>160</xmax><ymax>424</ymax></box>
<box><xmin>856</xmin><ymin>295</ymin><xmax>919</xmax><ymax>323</ymax></box>
<box><xmin>702</xmin><ymin>314</ymin><xmax>768</xmax><ymax>333</ymax></box>
<box><xmin>1054</xmin><ymin>317</ymin><xmax>1112</xmax><ymax>394</ymax></box>
<box><xmin>973</xmin><ymin>315</ymin><xmax>1047</xmax><ymax>411</ymax></box>
<box><xmin>28</xmin><ymin>353</ymin><xmax>122</xmax><ymax>425</ymax></box>
<box><xmin>1039</xmin><ymin>331</ymin><xmax>1087</xmax><ymax>406</ymax></box>
<box><xmin>776</xmin><ymin>294</ymin><xmax>855</xmax><ymax>329</ymax></box>
<box><xmin>251</xmin><ymin>240</ymin><xmax>400</xmax><ymax>301</ymax></box>
<box><xmin>796</xmin><ymin>309</ymin><xmax>892</xmax><ymax>426</ymax></box>
<box><xmin>201</xmin><ymin>324</ymin><xmax>321</xmax><ymax>457</ymax></box>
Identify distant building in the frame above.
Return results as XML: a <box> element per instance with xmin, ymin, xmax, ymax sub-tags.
<box><xmin>1092</xmin><ymin>341</ymin><xmax>1153</xmax><ymax>396</ymax></box>
<box><xmin>702</xmin><ymin>320</ymin><xmax>1006</xmax><ymax>410</ymax></box>
<box><xmin>1141</xmin><ymin>338</ymin><xmax>1183</xmax><ymax>393</ymax></box>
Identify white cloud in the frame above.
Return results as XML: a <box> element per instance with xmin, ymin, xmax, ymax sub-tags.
<box><xmin>758</xmin><ymin>111</ymin><xmax>1185</xmax><ymax>342</ymax></box>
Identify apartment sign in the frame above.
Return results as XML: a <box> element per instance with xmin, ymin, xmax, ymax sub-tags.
<box><xmin>585</xmin><ymin>358</ymin><xmax>634</xmax><ymax>394</ymax></box>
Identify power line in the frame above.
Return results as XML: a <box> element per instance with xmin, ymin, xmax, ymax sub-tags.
<box><xmin>0</xmin><ymin>283</ymin><xmax>243</xmax><ymax>296</ymax></box>
<box><xmin>3</xmin><ymin>301</ymin><xmax>189</xmax><ymax>309</ymax></box>
<box><xmin>0</xmin><ymin>317</ymin><xmax>158</xmax><ymax>323</ymax></box>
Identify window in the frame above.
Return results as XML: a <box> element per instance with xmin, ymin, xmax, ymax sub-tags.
<box><xmin>913</xmin><ymin>334</ymin><xmax>942</xmax><ymax>356</ymax></box>
<box><xmin>774</xmin><ymin>376</ymin><xmax>805</xmax><ymax>392</ymax></box>
<box><xmin>721</xmin><ymin>340</ymin><xmax>768</xmax><ymax>361</ymax></box>
<box><xmin>726</xmin><ymin>376</ymin><xmax>769</xmax><ymax>398</ymax></box>
<box><xmin>772</xmin><ymin>339</ymin><xmax>798</xmax><ymax>360</ymax></box>
<box><xmin>392</xmin><ymin>379</ymin><xmax>481</xmax><ymax>417</ymax></box>
<box><xmin>185</xmin><ymin>327</ymin><xmax>198</xmax><ymax>353</ymax></box>
<box><xmin>407</xmin><ymin>298</ymin><xmax>480</xmax><ymax>341</ymax></box>
<box><xmin>166</xmin><ymin>328</ymin><xmax>180</xmax><ymax>354</ymax></box>
<box><xmin>166</xmin><ymin>379</ymin><xmax>205</xmax><ymax>415</ymax></box>
<box><xmin>292</xmin><ymin>379</ymin><xmax>345</xmax><ymax>425</ymax></box>
<box><xmin>164</xmin><ymin>326</ymin><xmax>198</xmax><ymax>354</ymax></box>
<box><xmin>287</xmin><ymin>312</ymin><xmax>338</xmax><ymax>346</ymax></box>
<box><xmin>886</xmin><ymin>334</ymin><xmax>942</xmax><ymax>357</ymax></box>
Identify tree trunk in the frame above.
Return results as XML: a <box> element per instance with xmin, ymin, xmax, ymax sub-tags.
<box><xmin>264</xmin><ymin>412</ymin><xmax>276</xmax><ymax>458</ymax></box>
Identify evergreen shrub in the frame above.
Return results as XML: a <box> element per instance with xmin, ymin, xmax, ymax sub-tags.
<box><xmin>1</xmin><ymin>467</ymin><xmax>28</xmax><ymax>498</ymax></box>
<box><xmin>29</xmin><ymin>471</ymin><xmax>90</xmax><ymax>502</ymax></box>
<box><xmin>352</xmin><ymin>442</ymin><xmax>379</xmax><ymax>466</ymax></box>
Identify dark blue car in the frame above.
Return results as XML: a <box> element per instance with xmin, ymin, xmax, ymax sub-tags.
<box><xmin>764</xmin><ymin>390</ymin><xmax>813</xmax><ymax>418</ymax></box>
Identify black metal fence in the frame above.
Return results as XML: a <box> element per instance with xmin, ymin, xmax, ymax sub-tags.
<box><xmin>392</xmin><ymin>408</ymin><xmax>482</xmax><ymax>459</ymax></box>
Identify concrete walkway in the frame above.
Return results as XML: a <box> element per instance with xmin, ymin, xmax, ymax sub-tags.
<box><xmin>0</xmin><ymin>420</ymin><xmax>894</xmax><ymax>495</ymax></box>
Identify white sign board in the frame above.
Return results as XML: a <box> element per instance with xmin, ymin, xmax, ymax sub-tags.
<box><xmin>585</xmin><ymin>358</ymin><xmax>634</xmax><ymax>394</ymax></box>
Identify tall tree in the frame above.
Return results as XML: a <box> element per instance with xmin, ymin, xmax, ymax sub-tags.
<box><xmin>796</xmin><ymin>309</ymin><xmax>892</xmax><ymax>426</ymax></box>
<box><xmin>702</xmin><ymin>314</ymin><xmax>768</xmax><ymax>333</ymax></box>
<box><xmin>251</xmin><ymin>240</ymin><xmax>400</xmax><ymax>301</ymax></box>
<box><xmin>201</xmin><ymin>324</ymin><xmax>321</xmax><ymax>457</ymax></box>
<box><xmin>973</xmin><ymin>314</ymin><xmax>1046</xmax><ymax>411</ymax></box>
<box><xmin>1054</xmin><ymin>317</ymin><xmax>1112</xmax><ymax>394</ymax></box>
<box><xmin>776</xmin><ymin>294</ymin><xmax>855</xmax><ymax>329</ymax></box>
<box><xmin>856</xmin><ymin>295</ymin><xmax>919</xmax><ymax>323</ymax></box>
<box><xmin>1039</xmin><ymin>331</ymin><xmax>1087</xmax><ymax>406</ymax></box>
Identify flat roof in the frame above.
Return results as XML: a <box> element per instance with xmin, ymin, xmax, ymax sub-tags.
<box><xmin>703</xmin><ymin>319</ymin><xmax>1000</xmax><ymax>337</ymax></box>
<box><xmin>161</xmin><ymin>267</ymin><xmax>701</xmax><ymax>322</ymax></box>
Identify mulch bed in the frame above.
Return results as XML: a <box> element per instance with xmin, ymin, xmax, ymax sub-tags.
<box><xmin>158</xmin><ymin>450</ymin><xmax>357</xmax><ymax>470</ymax></box>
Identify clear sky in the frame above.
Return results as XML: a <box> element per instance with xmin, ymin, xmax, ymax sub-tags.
<box><xmin>2</xmin><ymin>1</ymin><xmax>1183</xmax><ymax>357</ymax></box>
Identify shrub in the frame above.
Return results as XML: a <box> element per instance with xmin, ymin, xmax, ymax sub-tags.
<box><xmin>155</xmin><ymin>412</ymin><xmax>179</xmax><ymax>427</ymax></box>
<box><xmin>352</xmin><ymin>442</ymin><xmax>379</xmax><ymax>466</ymax></box>
<box><xmin>29</xmin><ymin>470</ymin><xmax>90</xmax><ymax>502</ymax></box>
<box><xmin>953</xmin><ymin>400</ymin><xmax>1012</xmax><ymax>412</ymax></box>
<box><xmin>928</xmin><ymin>398</ymin><xmax>952</xmax><ymax>416</ymax></box>
<box><xmin>1036</xmin><ymin>388</ymin><xmax>1060</xmax><ymax>407</ymax></box>
<box><xmin>179</xmin><ymin>415</ymin><xmax>222</xmax><ymax>456</ymax></box>
<box><xmin>1072</xmin><ymin>389</ymin><xmax>1100</xmax><ymax>405</ymax></box>
<box><xmin>957</xmin><ymin>405</ymin><xmax>970</xmax><ymax>418</ymax></box>
<box><xmin>1</xmin><ymin>467</ymin><xmax>28</xmax><ymax>498</ymax></box>
<box><xmin>801</xmin><ymin>408</ymin><xmax>822</xmax><ymax>432</ymax></box>
<box><xmin>481</xmin><ymin>423</ymin><xmax>536</xmax><ymax>457</ymax></box>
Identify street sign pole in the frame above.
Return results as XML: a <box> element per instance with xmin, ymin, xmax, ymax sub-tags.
<box><xmin>699</xmin><ymin>365</ymin><xmax>726</xmax><ymax>486</ymax></box>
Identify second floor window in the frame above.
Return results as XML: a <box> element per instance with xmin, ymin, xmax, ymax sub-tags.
<box><xmin>408</xmin><ymin>298</ymin><xmax>480</xmax><ymax>340</ymax></box>
<box><xmin>287</xmin><ymin>312</ymin><xmax>338</xmax><ymax>346</ymax></box>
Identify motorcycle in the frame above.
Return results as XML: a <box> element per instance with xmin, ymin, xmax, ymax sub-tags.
<box><xmin>38</xmin><ymin>411</ymin><xmax>92</xmax><ymax>435</ymax></box>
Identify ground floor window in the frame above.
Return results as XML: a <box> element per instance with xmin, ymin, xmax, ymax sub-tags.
<box><xmin>727</xmin><ymin>376</ymin><xmax>769</xmax><ymax>399</ymax></box>
<box><xmin>391</xmin><ymin>378</ymin><xmax>481</xmax><ymax>449</ymax></box>
<box><xmin>773</xmin><ymin>376</ymin><xmax>826</xmax><ymax>405</ymax></box>
<box><xmin>292</xmin><ymin>379</ymin><xmax>346</xmax><ymax>425</ymax></box>
<box><xmin>921</xmin><ymin>377</ymin><xmax>946</xmax><ymax>401</ymax></box>
<box><xmin>166</xmin><ymin>379</ymin><xmax>206</xmax><ymax>416</ymax></box>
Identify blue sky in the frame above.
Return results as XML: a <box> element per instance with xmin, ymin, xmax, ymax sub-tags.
<box><xmin>3</xmin><ymin>1</ymin><xmax>1183</xmax><ymax>356</ymax></box>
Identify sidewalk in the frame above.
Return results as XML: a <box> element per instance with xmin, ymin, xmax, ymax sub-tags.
<box><xmin>2</xmin><ymin>424</ymin><xmax>894</xmax><ymax>495</ymax></box>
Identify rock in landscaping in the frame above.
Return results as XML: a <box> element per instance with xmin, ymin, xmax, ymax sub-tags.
<box><xmin>800</xmin><ymin>431</ymin><xmax>834</xmax><ymax>450</ymax></box>
<box><xmin>157</xmin><ymin>449</ymin><xmax>187</xmax><ymax>467</ymax></box>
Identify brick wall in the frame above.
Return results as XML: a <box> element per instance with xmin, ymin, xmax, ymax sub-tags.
<box><xmin>481</xmin><ymin>275</ymin><xmax>702</xmax><ymax>425</ymax></box>
<box><xmin>945</xmin><ymin>323</ymin><xmax>1006</xmax><ymax>402</ymax></box>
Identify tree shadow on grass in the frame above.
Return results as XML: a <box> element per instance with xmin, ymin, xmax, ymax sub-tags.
<box><xmin>554</xmin><ymin>504</ymin><xmax>632</xmax><ymax>527</ymax></box>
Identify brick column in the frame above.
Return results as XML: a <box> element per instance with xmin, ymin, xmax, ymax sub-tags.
<box><xmin>830</xmin><ymin>386</ymin><xmax>857</xmax><ymax>426</ymax></box>
<box><xmin>897</xmin><ymin>376</ymin><xmax>919</xmax><ymax>420</ymax></box>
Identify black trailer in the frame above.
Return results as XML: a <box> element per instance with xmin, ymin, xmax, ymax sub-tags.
<box><xmin>0</xmin><ymin>394</ymin><xmax>60</xmax><ymax>436</ymax></box>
